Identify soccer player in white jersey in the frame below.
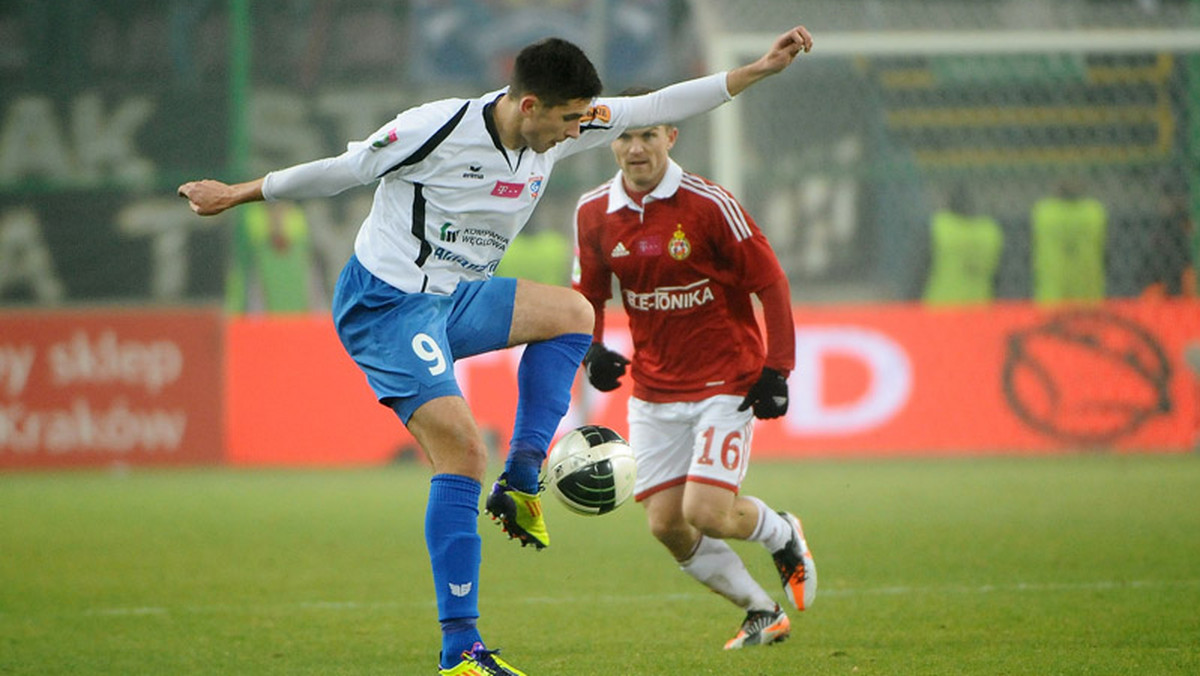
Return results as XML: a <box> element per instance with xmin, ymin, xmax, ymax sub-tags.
<box><xmin>179</xmin><ymin>27</ymin><xmax>812</xmax><ymax>676</ymax></box>
<box><xmin>574</xmin><ymin>93</ymin><xmax>816</xmax><ymax>651</ymax></box>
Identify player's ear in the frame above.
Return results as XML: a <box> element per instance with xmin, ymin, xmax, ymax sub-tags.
<box><xmin>518</xmin><ymin>94</ymin><xmax>540</xmax><ymax>116</ymax></box>
<box><xmin>665</xmin><ymin>126</ymin><xmax>679</xmax><ymax>149</ymax></box>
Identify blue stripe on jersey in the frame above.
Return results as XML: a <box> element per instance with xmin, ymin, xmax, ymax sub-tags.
<box><xmin>378</xmin><ymin>100</ymin><xmax>471</xmax><ymax>179</ymax></box>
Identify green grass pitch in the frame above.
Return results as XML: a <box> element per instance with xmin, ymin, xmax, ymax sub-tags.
<box><xmin>3</xmin><ymin>453</ymin><xmax>1199</xmax><ymax>675</ymax></box>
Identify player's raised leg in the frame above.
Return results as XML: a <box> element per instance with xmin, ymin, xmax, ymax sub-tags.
<box><xmin>485</xmin><ymin>280</ymin><xmax>593</xmax><ymax>549</ymax></box>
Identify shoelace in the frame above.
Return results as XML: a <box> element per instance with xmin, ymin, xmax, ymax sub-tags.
<box><xmin>466</xmin><ymin>645</ymin><xmax>512</xmax><ymax>674</ymax></box>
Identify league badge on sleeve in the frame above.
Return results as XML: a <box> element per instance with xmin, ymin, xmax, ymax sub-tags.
<box><xmin>370</xmin><ymin>128</ymin><xmax>399</xmax><ymax>149</ymax></box>
<box><xmin>581</xmin><ymin>105</ymin><xmax>612</xmax><ymax>126</ymax></box>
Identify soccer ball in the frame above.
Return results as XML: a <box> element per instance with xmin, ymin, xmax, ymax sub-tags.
<box><xmin>544</xmin><ymin>425</ymin><xmax>637</xmax><ymax>516</ymax></box>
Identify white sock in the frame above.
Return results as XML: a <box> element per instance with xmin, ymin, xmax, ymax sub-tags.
<box><xmin>745</xmin><ymin>495</ymin><xmax>792</xmax><ymax>553</ymax></box>
<box><xmin>679</xmin><ymin>536</ymin><xmax>775</xmax><ymax>612</ymax></box>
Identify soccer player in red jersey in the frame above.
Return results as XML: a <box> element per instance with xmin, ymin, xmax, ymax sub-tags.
<box><xmin>573</xmin><ymin>102</ymin><xmax>817</xmax><ymax>650</ymax></box>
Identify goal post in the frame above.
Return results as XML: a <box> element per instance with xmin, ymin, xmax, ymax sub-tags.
<box><xmin>699</xmin><ymin>20</ymin><xmax>1200</xmax><ymax>302</ymax></box>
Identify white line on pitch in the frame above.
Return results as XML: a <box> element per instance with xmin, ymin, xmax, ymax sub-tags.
<box><xmin>75</xmin><ymin>579</ymin><xmax>1200</xmax><ymax>618</ymax></box>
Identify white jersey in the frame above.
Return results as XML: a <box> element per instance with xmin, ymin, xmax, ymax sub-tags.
<box><xmin>262</xmin><ymin>73</ymin><xmax>732</xmax><ymax>295</ymax></box>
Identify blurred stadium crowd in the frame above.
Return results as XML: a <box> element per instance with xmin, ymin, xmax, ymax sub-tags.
<box><xmin>0</xmin><ymin>0</ymin><xmax>1196</xmax><ymax>309</ymax></box>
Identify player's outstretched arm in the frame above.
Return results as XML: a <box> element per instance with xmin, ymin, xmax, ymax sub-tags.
<box><xmin>177</xmin><ymin>178</ymin><xmax>265</xmax><ymax>216</ymax></box>
<box><xmin>726</xmin><ymin>25</ymin><xmax>813</xmax><ymax>97</ymax></box>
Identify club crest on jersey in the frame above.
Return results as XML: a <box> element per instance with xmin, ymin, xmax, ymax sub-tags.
<box><xmin>528</xmin><ymin>176</ymin><xmax>544</xmax><ymax>198</ymax></box>
<box><xmin>492</xmin><ymin>181</ymin><xmax>525</xmax><ymax>198</ymax></box>
<box><xmin>370</xmin><ymin>128</ymin><xmax>399</xmax><ymax>149</ymax></box>
<box><xmin>668</xmin><ymin>224</ymin><xmax>691</xmax><ymax>261</ymax></box>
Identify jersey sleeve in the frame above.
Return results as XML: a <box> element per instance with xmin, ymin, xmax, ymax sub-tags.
<box><xmin>708</xmin><ymin>188</ymin><xmax>794</xmax><ymax>374</ymax></box>
<box><xmin>555</xmin><ymin>73</ymin><xmax>731</xmax><ymax>160</ymax></box>
<box><xmin>606</xmin><ymin>73</ymin><xmax>731</xmax><ymax>131</ymax></box>
<box><xmin>572</xmin><ymin>192</ymin><xmax>614</xmax><ymax>306</ymax></box>
<box><xmin>264</xmin><ymin>97</ymin><xmax>474</xmax><ymax>202</ymax></box>
<box><xmin>757</xmin><ymin>275</ymin><xmax>796</xmax><ymax>375</ymax></box>
<box><xmin>261</xmin><ymin>152</ymin><xmax>370</xmax><ymax>200</ymax></box>
<box><xmin>735</xmin><ymin>222</ymin><xmax>788</xmax><ymax>293</ymax></box>
<box><xmin>347</xmin><ymin>98</ymin><xmax>474</xmax><ymax>181</ymax></box>
<box><xmin>690</xmin><ymin>177</ymin><xmax>786</xmax><ymax>293</ymax></box>
<box><xmin>261</xmin><ymin>98</ymin><xmax>472</xmax><ymax>200</ymax></box>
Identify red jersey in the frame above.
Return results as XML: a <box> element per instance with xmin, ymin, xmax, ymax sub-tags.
<box><xmin>574</xmin><ymin>160</ymin><xmax>791</xmax><ymax>402</ymax></box>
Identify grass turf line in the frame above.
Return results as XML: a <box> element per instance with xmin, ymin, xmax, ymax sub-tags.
<box><xmin>2</xmin><ymin>453</ymin><xmax>1198</xmax><ymax>675</ymax></box>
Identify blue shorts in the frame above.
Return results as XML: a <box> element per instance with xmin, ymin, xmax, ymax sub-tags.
<box><xmin>332</xmin><ymin>255</ymin><xmax>516</xmax><ymax>422</ymax></box>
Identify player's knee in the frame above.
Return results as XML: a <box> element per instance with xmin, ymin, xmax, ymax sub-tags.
<box><xmin>647</xmin><ymin>517</ymin><xmax>675</xmax><ymax>544</ymax></box>
<box><xmin>647</xmin><ymin>512</ymin><xmax>686</xmax><ymax>544</ymax></box>
<box><xmin>408</xmin><ymin>401</ymin><xmax>491</xmax><ymax>479</ymax></box>
<box><xmin>560</xmin><ymin>288</ymin><xmax>593</xmax><ymax>334</ymax></box>
<box><xmin>433</xmin><ymin>436</ymin><xmax>489</xmax><ymax>478</ymax></box>
<box><xmin>462</xmin><ymin>437</ymin><xmax>490</xmax><ymax>474</ymax></box>
<box><xmin>651</xmin><ymin>525</ymin><xmax>696</xmax><ymax>560</ymax></box>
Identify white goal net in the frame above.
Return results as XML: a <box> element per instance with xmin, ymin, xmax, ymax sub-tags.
<box><xmin>691</xmin><ymin>0</ymin><xmax>1200</xmax><ymax>303</ymax></box>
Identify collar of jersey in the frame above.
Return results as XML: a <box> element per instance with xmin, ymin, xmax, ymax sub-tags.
<box><xmin>606</xmin><ymin>159</ymin><xmax>683</xmax><ymax>214</ymax></box>
<box><xmin>483</xmin><ymin>89</ymin><xmax>526</xmax><ymax>171</ymax></box>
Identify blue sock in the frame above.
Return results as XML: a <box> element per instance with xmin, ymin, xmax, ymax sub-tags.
<box><xmin>439</xmin><ymin>618</ymin><xmax>481</xmax><ymax>669</ymax></box>
<box><xmin>426</xmin><ymin>474</ymin><xmax>482</xmax><ymax>667</ymax></box>
<box><xmin>504</xmin><ymin>333</ymin><xmax>591</xmax><ymax>493</ymax></box>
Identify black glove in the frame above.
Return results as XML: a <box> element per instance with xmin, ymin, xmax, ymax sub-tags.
<box><xmin>583</xmin><ymin>342</ymin><xmax>630</xmax><ymax>392</ymax></box>
<box><xmin>737</xmin><ymin>367</ymin><xmax>789</xmax><ymax>419</ymax></box>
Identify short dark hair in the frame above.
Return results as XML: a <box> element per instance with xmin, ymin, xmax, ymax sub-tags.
<box><xmin>510</xmin><ymin>38</ymin><xmax>602</xmax><ymax>107</ymax></box>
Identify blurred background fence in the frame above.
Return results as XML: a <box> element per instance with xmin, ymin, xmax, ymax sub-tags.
<box><xmin>2</xmin><ymin>0</ymin><xmax>1197</xmax><ymax>306</ymax></box>
<box><xmin>1</xmin><ymin>0</ymin><xmax>1198</xmax><ymax>468</ymax></box>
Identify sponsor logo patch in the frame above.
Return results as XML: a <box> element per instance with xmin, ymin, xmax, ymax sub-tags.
<box><xmin>611</xmin><ymin>242</ymin><xmax>630</xmax><ymax>258</ymax></box>
<box><xmin>634</xmin><ymin>237</ymin><xmax>662</xmax><ymax>257</ymax></box>
<box><xmin>432</xmin><ymin>247</ymin><xmax>504</xmax><ymax>274</ymax></box>
<box><xmin>437</xmin><ymin>226</ymin><xmax>509</xmax><ymax>250</ymax></box>
<box><xmin>624</xmin><ymin>278</ymin><xmax>715</xmax><ymax>312</ymax></box>
<box><xmin>491</xmin><ymin>181</ymin><xmax>525</xmax><ymax>198</ymax></box>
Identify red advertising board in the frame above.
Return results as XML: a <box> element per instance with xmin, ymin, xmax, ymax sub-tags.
<box><xmin>0</xmin><ymin>309</ymin><xmax>224</xmax><ymax>469</ymax></box>
<box><xmin>222</xmin><ymin>299</ymin><xmax>1200</xmax><ymax>466</ymax></box>
<box><xmin>728</xmin><ymin>300</ymin><xmax>1199</xmax><ymax>456</ymax></box>
<box><xmin>224</xmin><ymin>316</ymin><xmax>409</xmax><ymax>466</ymax></box>
<box><xmin>11</xmin><ymin>300</ymin><xmax>1188</xmax><ymax>469</ymax></box>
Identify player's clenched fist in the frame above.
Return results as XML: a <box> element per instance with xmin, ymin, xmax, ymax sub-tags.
<box><xmin>737</xmin><ymin>367</ymin><xmax>790</xmax><ymax>419</ymax></box>
<box><xmin>583</xmin><ymin>342</ymin><xmax>630</xmax><ymax>392</ymax></box>
<box><xmin>178</xmin><ymin>178</ymin><xmax>263</xmax><ymax>216</ymax></box>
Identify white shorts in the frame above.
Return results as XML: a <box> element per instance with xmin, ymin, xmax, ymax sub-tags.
<box><xmin>628</xmin><ymin>394</ymin><xmax>755</xmax><ymax>502</ymax></box>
